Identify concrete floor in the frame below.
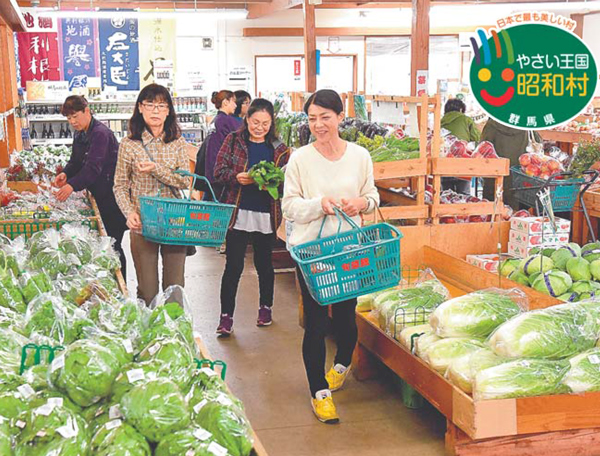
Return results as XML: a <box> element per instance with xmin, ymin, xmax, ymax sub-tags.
<box><xmin>123</xmin><ymin>233</ymin><xmax>446</xmax><ymax>456</ymax></box>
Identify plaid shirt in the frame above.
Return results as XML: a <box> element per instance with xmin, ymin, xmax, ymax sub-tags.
<box><xmin>113</xmin><ymin>131</ymin><xmax>191</xmax><ymax>221</ymax></box>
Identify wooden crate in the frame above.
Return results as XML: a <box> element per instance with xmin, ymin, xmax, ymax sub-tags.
<box><xmin>7</xmin><ymin>181</ymin><xmax>39</xmax><ymax>193</ymax></box>
<box><xmin>539</xmin><ymin>130</ymin><xmax>594</xmax><ymax>144</ymax></box>
<box><xmin>353</xmin><ymin>245</ymin><xmax>600</xmax><ymax>455</ymax></box>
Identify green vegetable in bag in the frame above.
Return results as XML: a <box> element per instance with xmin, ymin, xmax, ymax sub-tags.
<box><xmin>155</xmin><ymin>428</ymin><xmax>221</xmax><ymax>456</ymax></box>
<box><xmin>137</xmin><ymin>338</ymin><xmax>195</xmax><ymax>390</ymax></box>
<box><xmin>0</xmin><ymin>419</ymin><xmax>11</xmax><ymax>456</ymax></box>
<box><xmin>563</xmin><ymin>348</ymin><xmax>600</xmax><ymax>393</ymax></box>
<box><xmin>422</xmin><ymin>338</ymin><xmax>487</xmax><ymax>374</ymax></box>
<box><xmin>90</xmin><ymin>419</ymin><xmax>151</xmax><ymax>456</ymax></box>
<box><xmin>446</xmin><ymin>348</ymin><xmax>506</xmax><ymax>394</ymax></box>
<box><xmin>248</xmin><ymin>160</ymin><xmax>285</xmax><ymax>200</ymax></box>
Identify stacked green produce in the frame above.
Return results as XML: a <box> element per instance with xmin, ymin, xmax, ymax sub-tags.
<box><xmin>356</xmin><ymin>133</ymin><xmax>420</xmax><ymax>162</ymax></box>
<box><xmin>0</xmin><ymin>226</ymin><xmax>255</xmax><ymax>455</ymax></box>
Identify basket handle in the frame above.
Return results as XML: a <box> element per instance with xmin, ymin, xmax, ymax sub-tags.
<box><xmin>316</xmin><ymin>206</ymin><xmax>363</xmax><ymax>240</ymax></box>
<box><xmin>175</xmin><ymin>170</ymin><xmax>220</xmax><ymax>203</ymax></box>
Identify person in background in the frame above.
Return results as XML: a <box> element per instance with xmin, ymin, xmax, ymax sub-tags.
<box><xmin>54</xmin><ymin>95</ymin><xmax>128</xmax><ymax>276</ymax></box>
<box><xmin>113</xmin><ymin>83</ymin><xmax>191</xmax><ymax>305</ymax></box>
<box><xmin>213</xmin><ymin>99</ymin><xmax>290</xmax><ymax>335</ymax></box>
<box><xmin>204</xmin><ymin>90</ymin><xmax>240</xmax><ymax>200</ymax></box>
<box><xmin>233</xmin><ymin>90</ymin><xmax>251</xmax><ymax>122</ymax></box>
<box><xmin>282</xmin><ymin>89</ymin><xmax>379</xmax><ymax>425</ymax></box>
<box><xmin>441</xmin><ymin>98</ymin><xmax>480</xmax><ymax>142</ymax></box>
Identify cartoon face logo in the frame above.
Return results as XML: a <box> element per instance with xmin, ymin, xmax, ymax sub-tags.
<box><xmin>471</xmin><ymin>29</ymin><xmax>516</xmax><ymax>108</ymax></box>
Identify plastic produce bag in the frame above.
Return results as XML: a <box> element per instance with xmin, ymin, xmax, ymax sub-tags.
<box><xmin>0</xmin><ymin>306</ymin><xmax>25</xmax><ymax>333</ymax></box>
<box><xmin>19</xmin><ymin>271</ymin><xmax>53</xmax><ymax>304</ymax></box>
<box><xmin>29</xmin><ymin>391</ymin><xmax>82</xmax><ymax>415</ymax></box>
<box><xmin>518</xmin><ymin>152</ymin><xmax>564</xmax><ymax>179</ymax></box>
<box><xmin>473</xmin><ymin>359</ymin><xmax>569</xmax><ymax>400</ymax></box>
<box><xmin>155</xmin><ymin>428</ymin><xmax>227</xmax><ymax>456</ymax></box>
<box><xmin>27</xmin><ymin>228</ymin><xmax>60</xmax><ymax>256</ymax></box>
<box><xmin>0</xmin><ymin>390</ymin><xmax>31</xmax><ymax>419</ymax></box>
<box><xmin>111</xmin><ymin>359</ymin><xmax>174</xmax><ymax>403</ymax></box>
<box><xmin>90</xmin><ymin>419</ymin><xmax>151</xmax><ymax>456</ymax></box>
<box><xmin>357</xmin><ymin>287</ymin><xmax>394</xmax><ymax>312</ymax></box>
<box><xmin>563</xmin><ymin>348</ymin><xmax>600</xmax><ymax>393</ymax></box>
<box><xmin>101</xmin><ymin>298</ymin><xmax>148</xmax><ymax>343</ymax></box>
<box><xmin>446</xmin><ymin>348</ymin><xmax>506</xmax><ymax>394</ymax></box>
<box><xmin>0</xmin><ymin>371</ymin><xmax>25</xmax><ymax>394</ymax></box>
<box><xmin>0</xmin><ymin>419</ymin><xmax>11</xmax><ymax>455</ymax></box>
<box><xmin>14</xmin><ymin>402</ymin><xmax>90</xmax><ymax>456</ymax></box>
<box><xmin>430</xmin><ymin>288</ymin><xmax>526</xmax><ymax>339</ymax></box>
<box><xmin>398</xmin><ymin>324</ymin><xmax>432</xmax><ymax>351</ymax></box>
<box><xmin>489</xmin><ymin>301</ymin><xmax>600</xmax><ymax>359</ymax></box>
<box><xmin>415</xmin><ymin>333</ymin><xmax>442</xmax><ymax>359</ymax></box>
<box><xmin>49</xmin><ymin>339</ymin><xmax>121</xmax><ymax>407</ymax></box>
<box><xmin>21</xmin><ymin>364</ymin><xmax>49</xmax><ymax>392</ymax></box>
<box><xmin>422</xmin><ymin>338</ymin><xmax>487</xmax><ymax>374</ymax></box>
<box><xmin>59</xmin><ymin>224</ymin><xmax>95</xmax><ymax>264</ymax></box>
<box><xmin>92</xmin><ymin>237</ymin><xmax>121</xmax><ymax>272</ymax></box>
<box><xmin>78</xmin><ymin>264</ymin><xmax>120</xmax><ymax>297</ymax></box>
<box><xmin>472</xmin><ymin>141</ymin><xmax>499</xmax><ymax>158</ymax></box>
<box><xmin>120</xmin><ymin>378</ymin><xmax>191</xmax><ymax>443</ymax></box>
<box><xmin>137</xmin><ymin>337</ymin><xmax>195</xmax><ymax>390</ymax></box>
<box><xmin>192</xmin><ymin>391</ymin><xmax>254</xmax><ymax>456</ymax></box>
<box><xmin>23</xmin><ymin>293</ymin><xmax>69</xmax><ymax>344</ymax></box>
<box><xmin>82</xmin><ymin>326</ymin><xmax>135</xmax><ymax>367</ymax></box>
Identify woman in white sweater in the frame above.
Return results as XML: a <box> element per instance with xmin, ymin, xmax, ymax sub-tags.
<box><xmin>282</xmin><ymin>89</ymin><xmax>380</xmax><ymax>424</ymax></box>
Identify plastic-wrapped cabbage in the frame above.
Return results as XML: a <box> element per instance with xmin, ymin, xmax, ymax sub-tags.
<box><xmin>0</xmin><ymin>273</ymin><xmax>26</xmax><ymax>313</ymax></box>
<box><xmin>422</xmin><ymin>338</ymin><xmax>487</xmax><ymax>374</ymax></box>
<box><xmin>446</xmin><ymin>348</ymin><xmax>506</xmax><ymax>394</ymax></box>
<box><xmin>104</xmin><ymin>299</ymin><xmax>148</xmax><ymax>341</ymax></box>
<box><xmin>90</xmin><ymin>419</ymin><xmax>151</xmax><ymax>456</ymax></box>
<box><xmin>29</xmin><ymin>248</ymin><xmax>80</xmax><ymax>279</ymax></box>
<box><xmin>155</xmin><ymin>428</ymin><xmax>227</xmax><ymax>456</ymax></box>
<box><xmin>0</xmin><ymin>390</ymin><xmax>31</xmax><ymax>419</ymax></box>
<box><xmin>93</xmin><ymin>237</ymin><xmax>121</xmax><ymax>272</ymax></box>
<box><xmin>192</xmin><ymin>391</ymin><xmax>253</xmax><ymax>456</ymax></box>
<box><xmin>551</xmin><ymin>243</ymin><xmax>581</xmax><ymax>270</ymax></box>
<box><xmin>120</xmin><ymin>378</ymin><xmax>190</xmax><ymax>443</ymax></box>
<box><xmin>59</xmin><ymin>224</ymin><xmax>94</xmax><ymax>264</ymax></box>
<box><xmin>582</xmin><ymin>241</ymin><xmax>600</xmax><ymax>262</ymax></box>
<box><xmin>519</xmin><ymin>255</ymin><xmax>554</xmax><ymax>276</ymax></box>
<box><xmin>29</xmin><ymin>392</ymin><xmax>82</xmax><ymax>415</ymax></box>
<box><xmin>49</xmin><ymin>339</ymin><xmax>120</xmax><ymax>407</ymax></box>
<box><xmin>189</xmin><ymin>367</ymin><xmax>228</xmax><ymax>394</ymax></box>
<box><xmin>430</xmin><ymin>288</ymin><xmax>525</xmax><ymax>338</ymax></box>
<box><xmin>0</xmin><ymin>419</ymin><xmax>11</xmax><ymax>456</ymax></box>
<box><xmin>14</xmin><ymin>403</ymin><xmax>89</xmax><ymax>456</ymax></box>
<box><xmin>500</xmin><ymin>259</ymin><xmax>520</xmax><ymax>277</ymax></box>
<box><xmin>137</xmin><ymin>338</ymin><xmax>195</xmax><ymax>389</ymax></box>
<box><xmin>473</xmin><ymin>359</ymin><xmax>569</xmax><ymax>400</ymax></box>
<box><xmin>0</xmin><ymin>350</ymin><xmax>21</xmax><ymax>374</ymax></box>
<box><xmin>19</xmin><ymin>272</ymin><xmax>52</xmax><ymax>304</ymax></box>
<box><xmin>0</xmin><ymin>327</ymin><xmax>30</xmax><ymax>355</ymax></box>
<box><xmin>357</xmin><ymin>288</ymin><xmax>394</xmax><ymax>312</ymax></box>
<box><xmin>415</xmin><ymin>333</ymin><xmax>442</xmax><ymax>358</ymax></box>
<box><xmin>567</xmin><ymin>257</ymin><xmax>592</xmax><ymax>282</ymax></box>
<box><xmin>0</xmin><ymin>372</ymin><xmax>25</xmax><ymax>393</ymax></box>
<box><xmin>0</xmin><ymin>306</ymin><xmax>25</xmax><ymax>332</ymax></box>
<box><xmin>111</xmin><ymin>360</ymin><xmax>172</xmax><ymax>402</ymax></box>
<box><xmin>140</xmin><ymin>310</ymin><xmax>195</xmax><ymax>353</ymax></box>
<box><xmin>489</xmin><ymin>302</ymin><xmax>600</xmax><ymax>359</ymax></box>
<box><xmin>84</xmin><ymin>328</ymin><xmax>134</xmax><ymax>367</ymax></box>
<box><xmin>531</xmin><ymin>271</ymin><xmax>573</xmax><ymax>297</ymax></box>
<box><xmin>398</xmin><ymin>324</ymin><xmax>431</xmax><ymax>350</ymax></box>
<box><xmin>21</xmin><ymin>364</ymin><xmax>48</xmax><ymax>392</ymax></box>
<box><xmin>563</xmin><ymin>348</ymin><xmax>600</xmax><ymax>393</ymax></box>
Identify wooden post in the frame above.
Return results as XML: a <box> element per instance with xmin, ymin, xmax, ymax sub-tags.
<box><xmin>410</xmin><ymin>0</ymin><xmax>430</xmax><ymax>96</ymax></box>
<box><xmin>571</xmin><ymin>13</ymin><xmax>584</xmax><ymax>39</ymax></box>
<box><xmin>0</xmin><ymin>20</ymin><xmax>21</xmax><ymax>166</ymax></box>
<box><xmin>303</xmin><ymin>0</ymin><xmax>317</xmax><ymax>93</ymax></box>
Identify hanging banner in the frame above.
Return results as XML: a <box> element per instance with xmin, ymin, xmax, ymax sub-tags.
<box><xmin>139</xmin><ymin>18</ymin><xmax>176</xmax><ymax>87</ymax></box>
<box><xmin>60</xmin><ymin>18</ymin><xmax>98</xmax><ymax>90</ymax></box>
<box><xmin>16</xmin><ymin>32</ymin><xmax>61</xmax><ymax>88</ymax></box>
<box><xmin>22</xmin><ymin>10</ymin><xmax>57</xmax><ymax>32</ymax></box>
<box><xmin>98</xmin><ymin>18</ymin><xmax>140</xmax><ymax>91</ymax></box>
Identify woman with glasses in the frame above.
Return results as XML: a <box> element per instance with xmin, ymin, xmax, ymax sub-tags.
<box><xmin>233</xmin><ymin>90</ymin><xmax>252</xmax><ymax>121</ymax></box>
<box><xmin>113</xmin><ymin>83</ymin><xmax>191</xmax><ymax>305</ymax></box>
<box><xmin>213</xmin><ymin>99</ymin><xmax>289</xmax><ymax>335</ymax></box>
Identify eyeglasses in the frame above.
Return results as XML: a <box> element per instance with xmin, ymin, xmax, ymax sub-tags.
<box><xmin>142</xmin><ymin>102</ymin><xmax>169</xmax><ymax>112</ymax></box>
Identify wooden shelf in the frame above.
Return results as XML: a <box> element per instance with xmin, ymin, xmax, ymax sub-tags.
<box><xmin>539</xmin><ymin>130</ymin><xmax>595</xmax><ymax>144</ymax></box>
<box><xmin>373</xmin><ymin>158</ymin><xmax>428</xmax><ymax>180</ymax></box>
<box><xmin>431</xmin><ymin>201</ymin><xmax>495</xmax><ymax>218</ymax></box>
<box><xmin>430</xmin><ymin>157</ymin><xmax>510</xmax><ymax>177</ymax></box>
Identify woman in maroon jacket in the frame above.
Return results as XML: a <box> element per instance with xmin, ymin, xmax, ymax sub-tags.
<box><xmin>214</xmin><ymin>99</ymin><xmax>290</xmax><ymax>336</ymax></box>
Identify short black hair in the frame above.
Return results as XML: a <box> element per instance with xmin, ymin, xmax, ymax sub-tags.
<box><xmin>234</xmin><ymin>90</ymin><xmax>251</xmax><ymax>117</ymax></box>
<box><xmin>61</xmin><ymin>95</ymin><xmax>88</xmax><ymax>116</ymax></box>
<box><xmin>240</xmin><ymin>98</ymin><xmax>278</xmax><ymax>145</ymax></box>
<box><xmin>303</xmin><ymin>89</ymin><xmax>344</xmax><ymax>115</ymax></box>
<box><xmin>445</xmin><ymin>98</ymin><xmax>466</xmax><ymax>114</ymax></box>
<box><xmin>128</xmin><ymin>83</ymin><xmax>181</xmax><ymax>144</ymax></box>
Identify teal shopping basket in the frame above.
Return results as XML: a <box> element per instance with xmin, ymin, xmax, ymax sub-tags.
<box><xmin>290</xmin><ymin>207</ymin><xmax>402</xmax><ymax>305</ymax></box>
<box><xmin>139</xmin><ymin>170</ymin><xmax>235</xmax><ymax>247</ymax></box>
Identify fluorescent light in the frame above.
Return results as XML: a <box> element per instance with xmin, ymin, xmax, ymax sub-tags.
<box><xmin>43</xmin><ymin>9</ymin><xmax>247</xmax><ymax>20</ymax></box>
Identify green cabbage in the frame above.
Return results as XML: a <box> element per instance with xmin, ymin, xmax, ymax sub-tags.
<box><xmin>422</xmin><ymin>338</ymin><xmax>487</xmax><ymax>374</ymax></box>
<box><xmin>531</xmin><ymin>271</ymin><xmax>573</xmax><ymax>297</ymax></box>
<box><xmin>558</xmin><ymin>292</ymin><xmax>579</xmax><ymax>302</ymax></box>
<box><xmin>551</xmin><ymin>243</ymin><xmax>581</xmax><ymax>270</ymax></box>
<box><xmin>571</xmin><ymin>281</ymin><xmax>595</xmax><ymax>294</ymax></box>
<box><xmin>507</xmin><ymin>270</ymin><xmax>530</xmax><ymax>286</ymax></box>
<box><xmin>520</xmin><ymin>255</ymin><xmax>554</xmax><ymax>276</ymax></box>
<box><xmin>489</xmin><ymin>302</ymin><xmax>600</xmax><ymax>359</ymax></box>
<box><xmin>398</xmin><ymin>324</ymin><xmax>431</xmax><ymax>350</ymax></box>
<box><xmin>567</xmin><ymin>257</ymin><xmax>592</xmax><ymax>281</ymax></box>
<box><xmin>446</xmin><ymin>348</ymin><xmax>506</xmax><ymax>394</ymax></box>
<box><xmin>0</xmin><ymin>419</ymin><xmax>11</xmax><ymax>456</ymax></box>
<box><xmin>155</xmin><ymin>428</ymin><xmax>221</xmax><ymax>456</ymax></box>
<box><xmin>590</xmin><ymin>259</ymin><xmax>600</xmax><ymax>282</ymax></box>
<box><xmin>90</xmin><ymin>419</ymin><xmax>151</xmax><ymax>456</ymax></box>
<box><xmin>473</xmin><ymin>359</ymin><xmax>569</xmax><ymax>400</ymax></box>
<box><xmin>137</xmin><ymin>338</ymin><xmax>195</xmax><ymax>390</ymax></box>
<box><xmin>500</xmin><ymin>259</ymin><xmax>521</xmax><ymax>277</ymax></box>
<box><xmin>0</xmin><ymin>391</ymin><xmax>31</xmax><ymax>419</ymax></box>
<box><xmin>582</xmin><ymin>241</ymin><xmax>600</xmax><ymax>262</ymax></box>
<box><xmin>120</xmin><ymin>378</ymin><xmax>190</xmax><ymax>443</ymax></box>
<box><xmin>563</xmin><ymin>348</ymin><xmax>600</xmax><ymax>393</ymax></box>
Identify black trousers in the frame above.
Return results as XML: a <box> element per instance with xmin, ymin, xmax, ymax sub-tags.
<box><xmin>296</xmin><ymin>267</ymin><xmax>358</xmax><ymax>397</ymax></box>
<box><xmin>220</xmin><ymin>229</ymin><xmax>275</xmax><ymax>316</ymax></box>
<box><xmin>95</xmin><ymin>193</ymin><xmax>128</xmax><ymax>278</ymax></box>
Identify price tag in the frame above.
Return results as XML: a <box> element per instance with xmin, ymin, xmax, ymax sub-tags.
<box><xmin>105</xmin><ymin>419</ymin><xmax>122</xmax><ymax>431</ymax></box>
<box><xmin>17</xmin><ymin>384</ymin><xmax>35</xmax><ymax>400</ymax></box>
<box><xmin>36</xmin><ymin>431</ymin><xmax>47</xmax><ymax>438</ymax></box>
<box><xmin>193</xmin><ymin>428</ymin><xmax>212</xmax><ymax>441</ymax></box>
<box><xmin>207</xmin><ymin>441</ymin><xmax>229</xmax><ymax>456</ymax></box>
<box><xmin>51</xmin><ymin>355</ymin><xmax>65</xmax><ymax>373</ymax></box>
<box><xmin>15</xmin><ymin>420</ymin><xmax>26</xmax><ymax>429</ymax></box>
<box><xmin>47</xmin><ymin>397</ymin><xmax>64</xmax><ymax>407</ymax></box>
<box><xmin>200</xmin><ymin>367</ymin><xmax>217</xmax><ymax>378</ymax></box>
<box><xmin>56</xmin><ymin>417</ymin><xmax>79</xmax><ymax>439</ymax></box>
<box><xmin>186</xmin><ymin>451</ymin><xmax>195</xmax><ymax>456</ymax></box>
<box><xmin>127</xmin><ymin>369</ymin><xmax>145</xmax><ymax>383</ymax></box>
<box><xmin>216</xmin><ymin>395</ymin><xmax>231</xmax><ymax>407</ymax></box>
<box><xmin>35</xmin><ymin>403</ymin><xmax>55</xmax><ymax>417</ymax></box>
<box><xmin>148</xmin><ymin>343</ymin><xmax>161</xmax><ymax>356</ymax></box>
<box><xmin>109</xmin><ymin>405</ymin><xmax>123</xmax><ymax>420</ymax></box>
<box><xmin>193</xmin><ymin>399</ymin><xmax>208</xmax><ymax>414</ymax></box>
<box><xmin>122</xmin><ymin>339</ymin><xmax>134</xmax><ymax>354</ymax></box>
<box><xmin>589</xmin><ymin>354</ymin><xmax>600</xmax><ymax>364</ymax></box>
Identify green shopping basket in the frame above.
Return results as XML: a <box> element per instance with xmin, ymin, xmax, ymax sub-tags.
<box><xmin>290</xmin><ymin>207</ymin><xmax>402</xmax><ymax>305</ymax></box>
<box><xmin>139</xmin><ymin>170</ymin><xmax>235</xmax><ymax>247</ymax></box>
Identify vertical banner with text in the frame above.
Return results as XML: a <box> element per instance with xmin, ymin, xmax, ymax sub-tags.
<box><xmin>139</xmin><ymin>18</ymin><xmax>177</xmax><ymax>87</ymax></box>
<box><xmin>16</xmin><ymin>32</ymin><xmax>61</xmax><ymax>88</ymax></box>
<box><xmin>60</xmin><ymin>18</ymin><xmax>98</xmax><ymax>90</ymax></box>
<box><xmin>98</xmin><ymin>18</ymin><xmax>140</xmax><ymax>91</ymax></box>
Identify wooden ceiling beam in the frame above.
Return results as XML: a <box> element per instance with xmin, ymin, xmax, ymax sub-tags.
<box><xmin>248</xmin><ymin>0</ymin><xmax>302</xmax><ymax>19</ymax></box>
<box><xmin>243</xmin><ymin>25</ymin><xmax>488</xmax><ymax>36</ymax></box>
<box><xmin>0</xmin><ymin>0</ymin><xmax>26</xmax><ymax>32</ymax></box>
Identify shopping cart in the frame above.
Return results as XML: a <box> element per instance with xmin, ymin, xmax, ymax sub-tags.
<box><xmin>290</xmin><ymin>207</ymin><xmax>402</xmax><ymax>305</ymax></box>
<box><xmin>510</xmin><ymin>167</ymin><xmax>599</xmax><ymax>242</ymax></box>
<box><xmin>139</xmin><ymin>170</ymin><xmax>235</xmax><ymax>247</ymax></box>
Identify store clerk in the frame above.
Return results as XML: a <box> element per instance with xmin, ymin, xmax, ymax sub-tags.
<box><xmin>53</xmin><ymin>95</ymin><xmax>128</xmax><ymax>275</ymax></box>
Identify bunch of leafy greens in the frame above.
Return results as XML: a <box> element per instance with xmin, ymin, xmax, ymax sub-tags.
<box><xmin>248</xmin><ymin>161</ymin><xmax>285</xmax><ymax>200</ymax></box>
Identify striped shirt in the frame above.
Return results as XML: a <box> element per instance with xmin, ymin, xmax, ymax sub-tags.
<box><xmin>113</xmin><ymin>130</ymin><xmax>191</xmax><ymax>220</ymax></box>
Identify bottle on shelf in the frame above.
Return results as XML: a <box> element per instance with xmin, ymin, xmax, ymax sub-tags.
<box><xmin>66</xmin><ymin>126</ymin><xmax>72</xmax><ymax>138</ymax></box>
<box><xmin>30</xmin><ymin>124</ymin><xmax>37</xmax><ymax>139</ymax></box>
<box><xmin>43</xmin><ymin>105</ymin><xmax>50</xmax><ymax>115</ymax></box>
<box><xmin>41</xmin><ymin>124</ymin><xmax>48</xmax><ymax>139</ymax></box>
<box><xmin>30</xmin><ymin>105</ymin><xmax>38</xmax><ymax>116</ymax></box>
<box><xmin>59</xmin><ymin>124</ymin><xmax>66</xmax><ymax>139</ymax></box>
<box><xmin>48</xmin><ymin>124</ymin><xmax>55</xmax><ymax>139</ymax></box>
<box><xmin>54</xmin><ymin>105</ymin><xmax>60</xmax><ymax>115</ymax></box>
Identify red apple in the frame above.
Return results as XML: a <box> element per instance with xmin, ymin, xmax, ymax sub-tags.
<box><xmin>526</xmin><ymin>164</ymin><xmax>541</xmax><ymax>176</ymax></box>
<box><xmin>519</xmin><ymin>154</ymin><xmax>531</xmax><ymax>166</ymax></box>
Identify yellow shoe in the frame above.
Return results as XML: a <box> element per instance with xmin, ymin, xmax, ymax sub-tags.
<box><xmin>311</xmin><ymin>391</ymin><xmax>339</xmax><ymax>424</ymax></box>
<box><xmin>326</xmin><ymin>364</ymin><xmax>351</xmax><ymax>392</ymax></box>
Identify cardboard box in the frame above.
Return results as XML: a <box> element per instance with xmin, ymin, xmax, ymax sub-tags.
<box><xmin>510</xmin><ymin>216</ymin><xmax>571</xmax><ymax>235</ymax></box>
<box><xmin>508</xmin><ymin>241</ymin><xmax>563</xmax><ymax>258</ymax></box>
<box><xmin>509</xmin><ymin>229</ymin><xmax>570</xmax><ymax>247</ymax></box>
<box><xmin>466</xmin><ymin>253</ymin><xmax>515</xmax><ymax>273</ymax></box>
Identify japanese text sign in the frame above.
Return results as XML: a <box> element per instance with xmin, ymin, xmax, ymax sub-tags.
<box><xmin>98</xmin><ymin>17</ymin><xmax>140</xmax><ymax>91</ymax></box>
<box><xmin>16</xmin><ymin>32</ymin><xmax>60</xmax><ymax>88</ymax></box>
<box><xmin>60</xmin><ymin>18</ymin><xmax>98</xmax><ymax>90</ymax></box>
<box><xmin>469</xmin><ymin>16</ymin><xmax>597</xmax><ymax>130</ymax></box>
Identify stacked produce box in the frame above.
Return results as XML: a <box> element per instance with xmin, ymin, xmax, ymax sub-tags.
<box><xmin>507</xmin><ymin>216</ymin><xmax>571</xmax><ymax>257</ymax></box>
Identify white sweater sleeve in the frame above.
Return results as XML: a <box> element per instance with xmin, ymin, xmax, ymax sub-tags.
<box><xmin>282</xmin><ymin>154</ymin><xmax>324</xmax><ymax>224</ymax></box>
